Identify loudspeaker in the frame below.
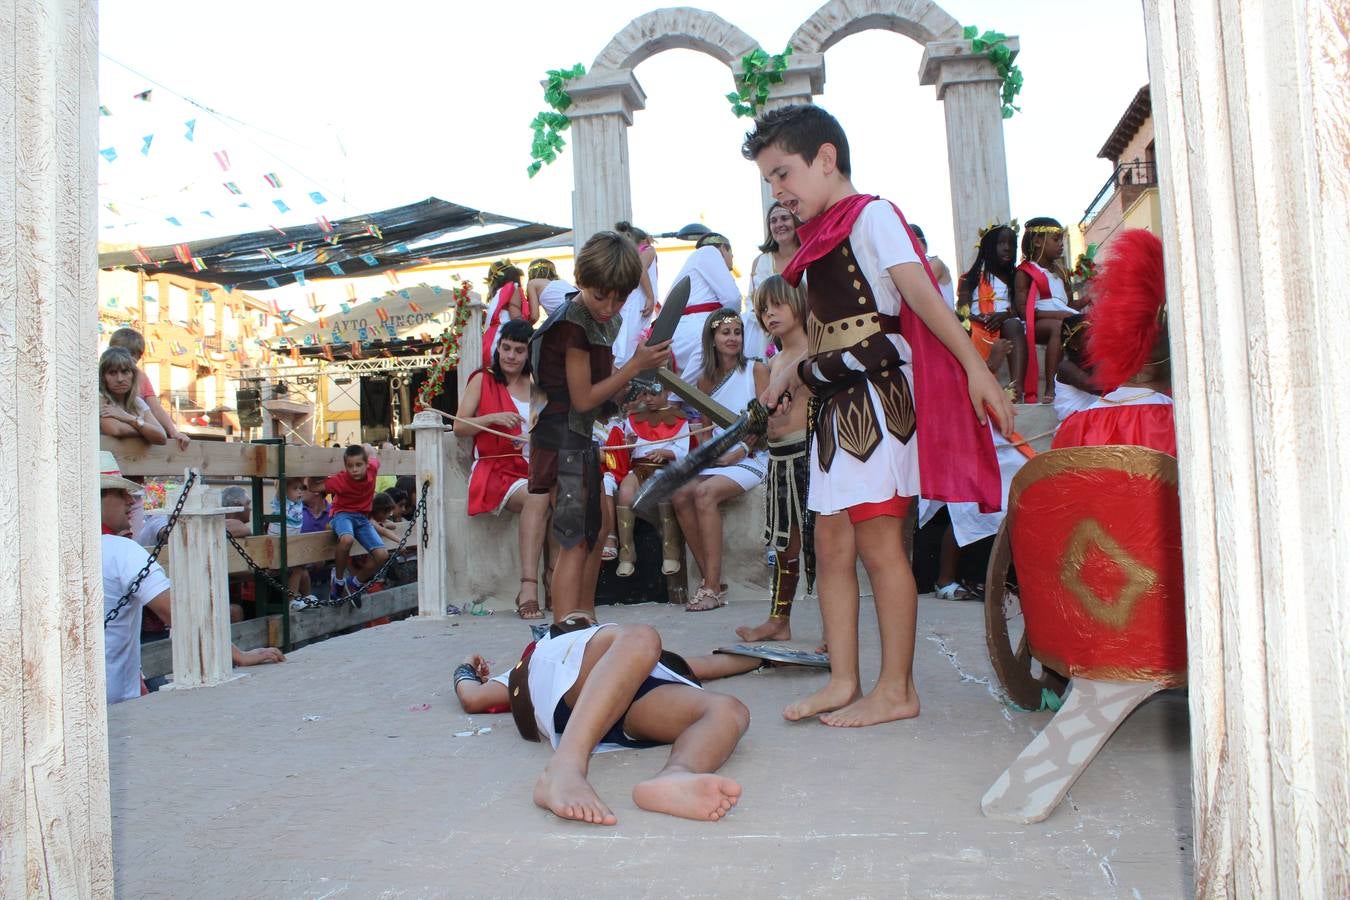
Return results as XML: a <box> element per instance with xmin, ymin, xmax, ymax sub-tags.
<box><xmin>236</xmin><ymin>388</ymin><xmax>263</xmax><ymax>428</ymax></box>
<box><xmin>359</xmin><ymin>376</ymin><xmax>392</xmax><ymax>444</ymax></box>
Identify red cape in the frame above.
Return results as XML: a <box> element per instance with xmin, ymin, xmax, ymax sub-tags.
<box><xmin>785</xmin><ymin>194</ymin><xmax>1001</xmax><ymax>513</ymax></box>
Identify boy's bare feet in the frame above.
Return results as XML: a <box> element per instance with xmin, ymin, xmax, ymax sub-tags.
<box><xmin>820</xmin><ymin>682</ymin><xmax>920</xmax><ymax>728</ymax></box>
<box><xmin>534</xmin><ymin>763</ymin><xmax>616</xmax><ymax>826</ymax></box>
<box><xmin>783</xmin><ymin>680</ymin><xmax>859</xmax><ymax>722</ymax></box>
<box><xmin>633</xmin><ymin>771</ymin><xmax>742</xmax><ymax>821</ymax></box>
<box><xmin>735</xmin><ymin>617</ymin><xmax>791</xmax><ymax>642</ymax></box>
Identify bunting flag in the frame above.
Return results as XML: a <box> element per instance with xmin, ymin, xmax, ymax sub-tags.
<box><xmin>391</xmin><ymin>242</ymin><xmax>410</xmax><ymax>255</ymax></box>
<box><xmin>274</xmin><ymin>322</ymin><xmax>285</xmax><ymax>338</ymax></box>
<box><xmin>173</xmin><ymin>243</ymin><xmax>192</xmax><ymax>265</ymax></box>
<box><xmin>133</xmin><ymin>89</ymin><xmax>152</xmax><ymax>102</ymax></box>
<box><xmin>200</xmin><ymin>210</ymin><xmax>214</xmax><ymax>218</ymax></box>
<box><xmin>358</xmin><ymin>326</ymin><xmax>369</xmax><ymax>342</ymax></box>
<box><xmin>269</xmin><ymin>225</ymin><xmax>286</xmax><ymax>237</ymax></box>
<box><xmin>265</xmin><ymin>277</ymin><xmax>280</xmax><ymax>288</ymax></box>
<box><xmin>260</xmin><ymin>247</ymin><xmax>278</xmax><ymax>263</ymax></box>
<box><xmin>340</xmin><ymin>302</ymin><xmax>351</xmax><ymax>314</ymax></box>
<box><xmin>140</xmin><ymin>134</ymin><xmax>154</xmax><ymax>156</ymax></box>
<box><xmin>407</xmin><ymin>301</ymin><xmax>421</xmax><ymax>313</ymax></box>
<box><xmin>165</xmin><ymin>216</ymin><xmax>182</xmax><ymax>226</ymax></box>
<box><xmin>214</xmin><ymin>150</ymin><xmax>230</xmax><ymax>171</ymax></box>
<box><xmin>131</xmin><ymin>248</ymin><xmax>152</xmax><ymax>265</ymax></box>
<box><xmin>309</xmin><ymin>191</ymin><xmax>327</xmax><ymax>204</ymax></box>
<box><xmin>184</xmin><ymin>119</ymin><xmax>196</xmax><ymax>141</ymax></box>
<box><xmin>322</xmin><ymin>343</ymin><xmax>334</xmax><ymax>361</ymax></box>
<box><xmin>385</xmin><ymin>270</ymin><xmax>400</xmax><ymax>286</ymax></box>
<box><xmin>223</xmin><ymin>181</ymin><xmax>242</xmax><ymax>194</ymax></box>
<box><xmin>365</xmin><ymin>223</ymin><xmax>383</xmax><ymax>239</ymax></box>
<box><xmin>263</xmin><ymin>172</ymin><xmax>282</xmax><ymax>188</ymax></box>
<box><xmin>385</xmin><ymin>324</ymin><xmax>397</xmax><ymax>339</ymax></box>
<box><xmin>350</xmin><ymin>340</ymin><xmax>363</xmax><ymax>358</ymax></box>
<box><xmin>316</xmin><ymin>215</ymin><xmax>334</xmax><ymax>234</ymax></box>
<box><xmin>375</xmin><ymin>307</ymin><xmax>390</xmax><ymax>323</ymax></box>
<box><xmin>345</xmin><ymin>284</ymin><xmax>357</xmax><ymax>301</ymax></box>
<box><xmin>199</xmin><ymin>289</ymin><xmax>213</xmax><ymax>302</ymax></box>
<box><xmin>222</xmin><ymin>284</ymin><xmax>234</xmax><ymax>293</ymax></box>
<box><xmin>146</xmin><ymin>341</ymin><xmax>156</xmax><ymax>354</ymax></box>
<box><xmin>280</xmin><ymin>311</ymin><xmax>292</xmax><ymax>324</ymax></box>
<box><xmin>189</xmin><ymin>256</ymin><xmax>206</xmax><ymax>272</ymax></box>
<box><xmin>318</xmin><ymin>316</ymin><xmax>327</xmax><ymax>329</ymax></box>
<box><xmin>327</xmin><ymin>262</ymin><xmax>344</xmax><ymax>276</ymax></box>
<box><xmin>105</xmin><ymin>202</ymin><xmax>121</xmax><ymax>215</ymax></box>
<box><xmin>307</xmin><ymin>292</ymin><xmax>321</xmax><ymax>312</ymax></box>
<box><xmin>294</xmin><ymin>271</ymin><xmax>306</xmax><ymax>286</ymax></box>
<box><xmin>273</xmin><ymin>199</ymin><xmax>290</xmax><ymax>213</ymax></box>
<box><xmin>100</xmin><ymin>104</ymin><xmax>112</xmax><ymax>116</ymax></box>
<box><xmin>99</xmin><ymin>147</ymin><xmax>117</xmax><ymax>162</ymax></box>
<box><xmin>360</xmin><ymin>253</ymin><xmax>378</xmax><ymax>266</ymax></box>
<box><xmin>290</xmin><ymin>345</ymin><xmax>300</xmax><ymax>362</ymax></box>
<box><xmin>267</xmin><ymin>299</ymin><xmax>281</xmax><ymax>316</ymax></box>
<box><xmin>107</xmin><ymin>296</ymin><xmax>118</xmax><ymax>307</ymax></box>
<box><xmin>397</xmin><ymin>289</ymin><xmax>410</xmax><ymax>299</ymax></box>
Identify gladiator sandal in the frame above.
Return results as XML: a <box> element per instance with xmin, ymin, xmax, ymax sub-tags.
<box><xmin>615</xmin><ymin>505</ymin><xmax>637</xmax><ymax>578</ymax></box>
<box><xmin>769</xmin><ymin>554</ymin><xmax>801</xmax><ymax>620</ymax></box>
<box><xmin>659</xmin><ymin>502</ymin><xmax>682</xmax><ymax>575</ymax></box>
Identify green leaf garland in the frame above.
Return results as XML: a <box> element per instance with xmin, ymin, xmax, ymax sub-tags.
<box><xmin>527</xmin><ymin>63</ymin><xmax>586</xmax><ymax>178</ymax></box>
<box><xmin>414</xmin><ymin>280</ymin><xmax>475</xmax><ymax>413</ymax></box>
<box><xmin>726</xmin><ymin>46</ymin><xmax>793</xmax><ymax>118</ymax></box>
<box><xmin>963</xmin><ymin>26</ymin><xmax>1024</xmax><ymax>119</ymax></box>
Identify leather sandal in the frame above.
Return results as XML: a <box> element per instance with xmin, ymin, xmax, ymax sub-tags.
<box><xmin>515</xmin><ymin>577</ymin><xmax>543</xmax><ymax>620</ymax></box>
<box><xmin>686</xmin><ymin>584</ymin><xmax>725</xmax><ymax>612</ymax></box>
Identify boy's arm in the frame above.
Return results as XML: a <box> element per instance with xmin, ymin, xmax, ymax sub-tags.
<box><xmin>890</xmin><ymin>262</ymin><xmax>1015</xmax><ymax>436</ymax></box>
<box><xmin>145</xmin><ymin>397</ymin><xmax>189</xmax><ymax>450</ymax></box>
<box><xmin>564</xmin><ymin>339</ymin><xmax>671</xmax><ymax>414</ymax></box>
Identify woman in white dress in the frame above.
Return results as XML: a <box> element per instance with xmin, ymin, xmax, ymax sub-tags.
<box><xmin>743</xmin><ymin>202</ymin><xmax>800</xmax><ymax>358</ymax></box>
<box><xmin>612</xmin><ymin>221</ymin><xmax>659</xmax><ymax>367</ymax></box>
<box><xmin>671</xmin><ymin>309</ymin><xmax>769</xmax><ymax>611</ymax></box>
<box><xmin>525</xmin><ymin>258</ymin><xmax>575</xmax><ymax>323</ymax></box>
<box><xmin>908</xmin><ymin>223</ymin><xmax>955</xmax><ymax>309</ymax></box>
<box><xmin>667</xmin><ymin>233</ymin><xmax>741</xmax><ymax>379</ymax></box>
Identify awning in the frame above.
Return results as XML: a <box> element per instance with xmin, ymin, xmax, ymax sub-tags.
<box><xmin>284</xmin><ymin>282</ymin><xmax>453</xmax><ymax>347</ymax></box>
<box><xmin>98</xmin><ymin>197</ymin><xmax>569</xmax><ymax>291</ymax></box>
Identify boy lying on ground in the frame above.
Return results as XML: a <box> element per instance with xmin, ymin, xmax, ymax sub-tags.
<box><xmin>452</xmin><ymin>616</ymin><xmax>769</xmax><ymax>826</ymax></box>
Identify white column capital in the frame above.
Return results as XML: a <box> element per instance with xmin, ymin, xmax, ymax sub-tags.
<box><xmin>919</xmin><ymin>37</ymin><xmax>1019</xmax><ymax>99</ymax></box>
<box><xmin>564</xmin><ymin>69</ymin><xmax>647</xmax><ymax>125</ymax></box>
<box><xmin>763</xmin><ymin>51</ymin><xmax>825</xmax><ymax>106</ymax></box>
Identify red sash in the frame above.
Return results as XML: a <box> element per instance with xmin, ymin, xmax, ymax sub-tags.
<box><xmin>466</xmin><ymin>370</ymin><xmax>529</xmax><ymax>516</ymax></box>
<box><xmin>683</xmin><ymin>302</ymin><xmax>723</xmax><ymax>316</ymax></box>
<box><xmin>784</xmin><ymin>194</ymin><xmax>1000</xmax><ymax>513</ymax></box>
<box><xmin>481</xmin><ymin>283</ymin><xmax>529</xmax><ymax>362</ymax></box>
<box><xmin>1016</xmin><ymin>261</ymin><xmax>1049</xmax><ymax>403</ymax></box>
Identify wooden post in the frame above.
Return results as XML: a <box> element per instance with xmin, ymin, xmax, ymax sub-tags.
<box><xmin>1142</xmin><ymin>0</ymin><xmax>1349</xmax><ymax>894</ymax></box>
<box><xmin>408</xmin><ymin>411</ymin><xmax>452</xmax><ymax>616</ymax></box>
<box><xmin>166</xmin><ymin>472</ymin><xmax>242</xmax><ymax>689</ymax></box>
<box><xmin>0</xmin><ymin>1</ymin><xmax>113</xmax><ymax>895</ymax></box>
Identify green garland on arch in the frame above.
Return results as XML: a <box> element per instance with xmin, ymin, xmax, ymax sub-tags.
<box><xmin>963</xmin><ymin>26</ymin><xmax>1023</xmax><ymax>119</ymax></box>
<box><xmin>726</xmin><ymin>46</ymin><xmax>793</xmax><ymax>118</ymax></box>
<box><xmin>527</xmin><ymin>63</ymin><xmax>586</xmax><ymax>178</ymax></box>
<box><xmin>414</xmin><ymin>280</ymin><xmax>475</xmax><ymax>413</ymax></box>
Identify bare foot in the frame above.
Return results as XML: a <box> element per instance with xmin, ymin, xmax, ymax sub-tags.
<box><xmin>633</xmin><ymin>771</ymin><xmax>742</xmax><ymax>821</ymax></box>
<box><xmin>783</xmin><ymin>680</ymin><xmax>859</xmax><ymax>722</ymax></box>
<box><xmin>814</xmin><ymin>640</ymin><xmax>829</xmax><ymax>655</ymax></box>
<box><xmin>534</xmin><ymin>763</ymin><xmax>617</xmax><ymax>826</ymax></box>
<box><xmin>735</xmin><ymin>617</ymin><xmax>791</xmax><ymax>642</ymax></box>
<box><xmin>820</xmin><ymin>682</ymin><xmax>920</xmax><ymax>728</ymax></box>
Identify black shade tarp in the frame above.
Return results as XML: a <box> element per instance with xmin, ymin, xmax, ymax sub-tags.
<box><xmin>99</xmin><ymin>197</ymin><xmax>569</xmax><ymax>291</ymax></box>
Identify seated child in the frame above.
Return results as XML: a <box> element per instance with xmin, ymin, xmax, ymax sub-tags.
<box><xmin>371</xmin><ymin>492</ymin><xmax>405</xmax><ymax>544</ymax></box>
<box><xmin>614</xmin><ymin>394</ymin><xmax>691</xmax><ymax>578</ymax></box>
<box><xmin>321</xmin><ymin>445</ymin><xmax>389</xmax><ymax>605</ymax></box>
<box><xmin>458</xmin><ymin>615</ymin><xmax>749</xmax><ymax>825</ymax></box>
<box><xmin>269</xmin><ymin>477</ymin><xmax>305</xmax><ymax>535</ymax></box>
<box><xmin>1053</xmin><ymin>229</ymin><xmax>1175</xmax><ymax>454</ymax></box>
<box><xmin>597</xmin><ymin>418</ymin><xmax>627</xmax><ymax>563</ymax></box>
<box><xmin>1052</xmin><ymin>314</ymin><xmax>1099</xmax><ymax>422</ymax></box>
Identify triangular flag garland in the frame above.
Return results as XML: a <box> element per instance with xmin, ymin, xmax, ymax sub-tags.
<box><xmin>273</xmin><ymin>199</ymin><xmax>290</xmax><ymax>213</ymax></box>
<box><xmin>263</xmin><ymin>173</ymin><xmax>282</xmax><ymax>188</ymax></box>
<box><xmin>184</xmin><ymin>119</ymin><xmax>196</xmax><ymax>141</ymax></box>
<box><xmin>99</xmin><ymin>147</ymin><xmax>118</xmax><ymax>162</ymax></box>
<box><xmin>214</xmin><ymin>150</ymin><xmax>230</xmax><ymax>171</ymax></box>
<box><xmin>309</xmin><ymin>191</ymin><xmax>326</xmax><ymax>204</ymax></box>
<box><xmin>140</xmin><ymin>134</ymin><xmax>154</xmax><ymax>156</ymax></box>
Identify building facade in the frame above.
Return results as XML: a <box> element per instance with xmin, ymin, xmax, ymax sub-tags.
<box><xmin>1080</xmin><ymin>86</ymin><xmax>1162</xmax><ymax>253</ymax></box>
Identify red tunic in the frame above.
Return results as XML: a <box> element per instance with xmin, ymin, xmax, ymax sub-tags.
<box><xmin>466</xmin><ymin>370</ymin><xmax>529</xmax><ymax>516</ymax></box>
<box><xmin>1052</xmin><ymin>403</ymin><xmax>1177</xmax><ymax>456</ymax></box>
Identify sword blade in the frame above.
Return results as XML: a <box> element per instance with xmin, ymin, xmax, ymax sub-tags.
<box><xmin>633</xmin><ymin>411</ymin><xmax>752</xmax><ymax>515</ymax></box>
<box><xmin>655</xmin><ymin>368</ymin><xmax>737</xmax><ymax>427</ymax></box>
<box><xmin>645</xmin><ymin>276</ymin><xmax>691</xmax><ymax>347</ymax></box>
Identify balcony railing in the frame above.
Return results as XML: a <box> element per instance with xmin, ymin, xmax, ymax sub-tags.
<box><xmin>1081</xmin><ymin>161</ymin><xmax>1158</xmax><ymax>227</ymax></box>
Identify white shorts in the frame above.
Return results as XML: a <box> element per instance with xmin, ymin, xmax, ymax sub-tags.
<box><xmin>699</xmin><ymin>454</ymin><xmax>767</xmax><ymax>492</ymax></box>
<box><xmin>492</xmin><ymin>478</ymin><xmax>528</xmax><ymax>515</ymax></box>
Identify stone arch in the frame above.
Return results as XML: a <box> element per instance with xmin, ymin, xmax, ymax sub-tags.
<box><xmin>789</xmin><ymin>0</ymin><xmax>964</xmax><ymax>52</ymax></box>
<box><xmin>591</xmin><ymin>8</ymin><xmax>760</xmax><ymax>72</ymax></box>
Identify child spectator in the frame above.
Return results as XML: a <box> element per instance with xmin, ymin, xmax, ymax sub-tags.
<box><xmin>957</xmin><ymin>224</ymin><xmax>1024</xmax><ymax>399</ymax></box>
<box><xmin>108</xmin><ymin>326</ymin><xmax>190</xmax><ymax>451</ymax></box>
<box><xmin>613</xmin><ymin>395</ymin><xmax>691</xmax><ymax>578</ymax></box>
<box><xmin>528</xmin><ymin>231</ymin><xmax>672</xmax><ymax>621</ymax></box>
<box><xmin>1013</xmin><ymin>217</ymin><xmax>1079</xmax><ymax>403</ymax></box>
<box><xmin>321</xmin><ymin>444</ymin><xmax>388</xmax><ymax>604</ymax></box>
<box><xmin>737</xmin><ymin>275</ymin><xmax>815</xmax><ymax>641</ymax></box>
<box><xmin>371</xmin><ymin>492</ymin><xmax>404</xmax><ymax>544</ymax></box>
<box><xmin>268</xmin><ymin>477</ymin><xmax>304</xmax><ymax>535</ymax></box>
<box><xmin>743</xmin><ymin>104</ymin><xmax>1012</xmax><ymax>726</ymax></box>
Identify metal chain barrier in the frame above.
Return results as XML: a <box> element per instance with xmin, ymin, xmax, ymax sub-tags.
<box><xmin>225</xmin><ymin>480</ymin><xmax>431</xmax><ymax>610</ymax></box>
<box><xmin>105</xmin><ymin>471</ymin><xmax>199</xmax><ymax>627</ymax></box>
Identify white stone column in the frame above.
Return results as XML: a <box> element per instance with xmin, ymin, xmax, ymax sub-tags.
<box><xmin>758</xmin><ymin>53</ymin><xmax>826</xmax><ymax>212</ymax></box>
<box><xmin>0</xmin><ymin>1</ymin><xmax>113</xmax><ymax>895</ymax></box>
<box><xmin>166</xmin><ymin>477</ymin><xmax>241</xmax><ymax>689</ymax></box>
<box><xmin>919</xmin><ymin>39</ymin><xmax>1017</xmax><ymax>273</ymax></box>
<box><xmin>564</xmin><ymin>70</ymin><xmax>646</xmax><ymax>253</ymax></box>
<box><xmin>408</xmin><ymin>411</ymin><xmax>452</xmax><ymax>616</ymax></box>
<box><xmin>456</xmin><ymin>294</ymin><xmax>485</xmax><ymax>401</ymax></box>
<box><xmin>1142</xmin><ymin>1</ymin><xmax>1349</xmax><ymax>895</ymax></box>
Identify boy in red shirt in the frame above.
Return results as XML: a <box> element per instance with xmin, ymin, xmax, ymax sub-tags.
<box><xmin>323</xmin><ymin>444</ymin><xmax>388</xmax><ymax>604</ymax></box>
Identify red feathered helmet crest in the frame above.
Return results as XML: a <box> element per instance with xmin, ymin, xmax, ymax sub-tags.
<box><xmin>1086</xmin><ymin>229</ymin><xmax>1167</xmax><ymax>390</ymax></box>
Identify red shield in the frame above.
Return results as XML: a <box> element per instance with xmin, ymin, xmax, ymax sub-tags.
<box><xmin>1008</xmin><ymin>447</ymin><xmax>1187</xmax><ymax>685</ymax></box>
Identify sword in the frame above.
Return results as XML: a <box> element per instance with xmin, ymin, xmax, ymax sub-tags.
<box><xmin>633</xmin><ymin>367</ymin><xmax>770</xmax><ymax>515</ymax></box>
<box><xmin>625</xmin><ymin>277</ymin><xmax>692</xmax><ymax>403</ymax></box>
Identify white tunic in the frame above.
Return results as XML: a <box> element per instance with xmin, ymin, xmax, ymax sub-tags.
<box><xmin>805</xmin><ymin>200</ymin><xmax>923</xmax><ymax>515</ymax></box>
<box><xmin>1052</xmin><ymin>377</ymin><xmax>1098</xmax><ymax>422</ymax></box>
<box><xmin>946</xmin><ymin>428</ymin><xmax>1029</xmax><ymax>547</ymax></box>
<box><xmin>526</xmin><ymin>624</ymin><xmax>701</xmax><ymax>752</ymax></box>
<box><xmin>614</xmin><ymin>254</ymin><xmax>659</xmax><ymax>368</ymax></box>
<box><xmin>668</xmin><ymin>246</ymin><xmax>741</xmax><ymax>380</ymax></box>
<box><xmin>698</xmin><ymin>362</ymin><xmax>767</xmax><ymax>491</ymax></box>
<box><xmin>1027</xmin><ymin>261</ymin><xmax>1076</xmax><ymax>314</ymax></box>
<box><xmin>537</xmin><ymin>279</ymin><xmax>575</xmax><ymax>317</ymax></box>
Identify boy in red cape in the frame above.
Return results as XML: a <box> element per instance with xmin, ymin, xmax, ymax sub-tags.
<box><xmin>743</xmin><ymin>105</ymin><xmax>1014</xmax><ymax>726</ymax></box>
